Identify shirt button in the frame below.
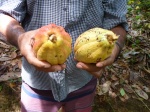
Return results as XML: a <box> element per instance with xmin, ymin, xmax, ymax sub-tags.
<box><xmin>63</xmin><ymin>7</ymin><xmax>67</xmax><ymax>11</ymax></box>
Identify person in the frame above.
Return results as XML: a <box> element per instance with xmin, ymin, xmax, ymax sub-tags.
<box><xmin>0</xmin><ymin>0</ymin><xmax>128</xmax><ymax>112</ymax></box>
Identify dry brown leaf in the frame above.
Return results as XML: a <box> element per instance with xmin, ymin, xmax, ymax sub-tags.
<box><xmin>111</xmin><ymin>75</ymin><xmax>118</xmax><ymax>81</ymax></box>
<box><xmin>17</xmin><ymin>60</ymin><xmax>22</xmax><ymax>69</ymax></box>
<box><xmin>9</xmin><ymin>82</ymin><xmax>17</xmax><ymax>88</ymax></box>
<box><xmin>11</xmin><ymin>51</ymin><xmax>17</xmax><ymax>59</ymax></box>
<box><xmin>143</xmin><ymin>67</ymin><xmax>150</xmax><ymax>74</ymax></box>
<box><xmin>111</xmin><ymin>81</ymin><xmax>119</xmax><ymax>90</ymax></box>
<box><xmin>0</xmin><ymin>72</ymin><xmax>21</xmax><ymax>82</ymax></box>
<box><xmin>0</xmin><ymin>56</ymin><xmax>13</xmax><ymax>61</ymax></box>
<box><xmin>142</xmin><ymin>86</ymin><xmax>150</xmax><ymax>93</ymax></box>
<box><xmin>96</xmin><ymin>81</ymin><xmax>111</xmax><ymax>95</ymax></box>
<box><xmin>119</xmin><ymin>96</ymin><xmax>126</xmax><ymax>102</ymax></box>
<box><xmin>131</xmin><ymin>84</ymin><xmax>141</xmax><ymax>89</ymax></box>
<box><xmin>0</xmin><ymin>64</ymin><xmax>9</xmax><ymax>76</ymax></box>
<box><xmin>129</xmin><ymin>71</ymin><xmax>140</xmax><ymax>82</ymax></box>
<box><xmin>124</xmin><ymin>94</ymin><xmax>129</xmax><ymax>100</ymax></box>
<box><xmin>123</xmin><ymin>85</ymin><xmax>134</xmax><ymax>93</ymax></box>
<box><xmin>134</xmin><ymin>89</ymin><xmax>149</xmax><ymax>100</ymax></box>
<box><xmin>109</xmin><ymin>90</ymin><xmax>117</xmax><ymax>98</ymax></box>
<box><xmin>0</xmin><ymin>41</ymin><xmax>11</xmax><ymax>48</ymax></box>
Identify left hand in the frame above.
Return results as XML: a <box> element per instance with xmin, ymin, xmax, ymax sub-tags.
<box><xmin>76</xmin><ymin>44</ymin><xmax>120</xmax><ymax>78</ymax></box>
<box><xmin>76</xmin><ymin>26</ymin><xmax>127</xmax><ymax>78</ymax></box>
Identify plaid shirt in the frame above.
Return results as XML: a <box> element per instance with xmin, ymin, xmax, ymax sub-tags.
<box><xmin>0</xmin><ymin>0</ymin><xmax>128</xmax><ymax>101</ymax></box>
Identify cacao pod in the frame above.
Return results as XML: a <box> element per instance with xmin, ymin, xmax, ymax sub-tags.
<box><xmin>33</xmin><ymin>24</ymin><xmax>72</xmax><ymax>65</ymax></box>
<box><xmin>74</xmin><ymin>28</ymin><xmax>118</xmax><ymax>63</ymax></box>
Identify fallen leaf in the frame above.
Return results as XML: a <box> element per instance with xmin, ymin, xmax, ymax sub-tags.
<box><xmin>0</xmin><ymin>72</ymin><xmax>21</xmax><ymax>82</ymax></box>
<box><xmin>0</xmin><ymin>64</ymin><xmax>9</xmax><ymax>76</ymax></box>
<box><xmin>9</xmin><ymin>82</ymin><xmax>17</xmax><ymax>88</ymax></box>
<box><xmin>132</xmin><ymin>84</ymin><xmax>141</xmax><ymax>89</ymax></box>
<box><xmin>0</xmin><ymin>56</ymin><xmax>13</xmax><ymax>61</ymax></box>
<box><xmin>142</xmin><ymin>86</ymin><xmax>150</xmax><ymax>93</ymax></box>
<box><xmin>17</xmin><ymin>60</ymin><xmax>22</xmax><ymax>69</ymax></box>
<box><xmin>111</xmin><ymin>75</ymin><xmax>118</xmax><ymax>81</ymax></box>
<box><xmin>124</xmin><ymin>94</ymin><xmax>130</xmax><ymax>100</ymax></box>
<box><xmin>123</xmin><ymin>50</ymin><xmax>140</xmax><ymax>59</ymax></box>
<box><xmin>119</xmin><ymin>96</ymin><xmax>126</xmax><ymax>102</ymax></box>
<box><xmin>120</xmin><ymin>88</ymin><xmax>126</xmax><ymax>96</ymax></box>
<box><xmin>129</xmin><ymin>71</ymin><xmax>140</xmax><ymax>82</ymax></box>
<box><xmin>11</xmin><ymin>51</ymin><xmax>17</xmax><ymax>59</ymax></box>
<box><xmin>109</xmin><ymin>90</ymin><xmax>117</xmax><ymax>98</ymax></box>
<box><xmin>0</xmin><ymin>41</ymin><xmax>11</xmax><ymax>48</ymax></box>
<box><xmin>134</xmin><ymin>89</ymin><xmax>149</xmax><ymax>100</ymax></box>
<box><xmin>143</xmin><ymin>67</ymin><xmax>150</xmax><ymax>74</ymax></box>
<box><xmin>96</xmin><ymin>81</ymin><xmax>111</xmax><ymax>95</ymax></box>
<box><xmin>111</xmin><ymin>81</ymin><xmax>119</xmax><ymax>90</ymax></box>
<box><xmin>131</xmin><ymin>30</ymin><xmax>139</xmax><ymax>37</ymax></box>
<box><xmin>123</xmin><ymin>85</ymin><xmax>134</xmax><ymax>93</ymax></box>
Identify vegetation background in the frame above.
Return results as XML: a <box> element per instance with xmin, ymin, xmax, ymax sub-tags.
<box><xmin>0</xmin><ymin>0</ymin><xmax>150</xmax><ymax>112</ymax></box>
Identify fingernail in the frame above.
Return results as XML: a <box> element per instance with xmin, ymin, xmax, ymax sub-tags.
<box><xmin>77</xmin><ymin>64</ymin><xmax>82</xmax><ymax>68</ymax></box>
<box><xmin>44</xmin><ymin>64</ymin><xmax>51</xmax><ymax>68</ymax></box>
<box><xmin>62</xmin><ymin>64</ymin><xmax>66</xmax><ymax>68</ymax></box>
<box><xmin>96</xmin><ymin>63</ymin><xmax>103</xmax><ymax>67</ymax></box>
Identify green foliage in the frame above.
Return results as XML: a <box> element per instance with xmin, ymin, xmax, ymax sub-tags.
<box><xmin>0</xmin><ymin>84</ymin><xmax>2</xmax><ymax>92</ymax></box>
<box><xmin>127</xmin><ymin>0</ymin><xmax>150</xmax><ymax>30</ymax></box>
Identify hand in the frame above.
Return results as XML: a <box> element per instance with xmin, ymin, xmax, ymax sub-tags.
<box><xmin>76</xmin><ymin>26</ymin><xmax>126</xmax><ymax>78</ymax></box>
<box><xmin>76</xmin><ymin>44</ymin><xmax>119</xmax><ymax>78</ymax></box>
<box><xmin>76</xmin><ymin>62</ymin><xmax>104</xmax><ymax>78</ymax></box>
<box><xmin>18</xmin><ymin>30</ymin><xmax>66</xmax><ymax>72</ymax></box>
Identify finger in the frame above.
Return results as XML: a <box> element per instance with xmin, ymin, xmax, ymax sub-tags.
<box><xmin>24</xmin><ymin>44</ymin><xmax>66</xmax><ymax>71</ymax></box>
<box><xmin>90</xmin><ymin>70</ymin><xmax>103</xmax><ymax>78</ymax></box>
<box><xmin>27</xmin><ymin>55</ymin><xmax>51</xmax><ymax>68</ymax></box>
<box><xmin>51</xmin><ymin>64</ymin><xmax>66</xmax><ymax>71</ymax></box>
<box><xmin>24</xmin><ymin>48</ymin><xmax>51</xmax><ymax>68</ymax></box>
<box><xmin>76</xmin><ymin>62</ymin><xmax>100</xmax><ymax>72</ymax></box>
<box><xmin>96</xmin><ymin>57</ymin><xmax>114</xmax><ymax>68</ymax></box>
<box><xmin>36</xmin><ymin>64</ymin><xmax>66</xmax><ymax>72</ymax></box>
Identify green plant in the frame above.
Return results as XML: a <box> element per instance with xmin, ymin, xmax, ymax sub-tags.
<box><xmin>127</xmin><ymin>0</ymin><xmax>150</xmax><ymax>31</ymax></box>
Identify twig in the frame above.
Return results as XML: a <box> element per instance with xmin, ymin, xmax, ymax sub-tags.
<box><xmin>107</xmin><ymin>98</ymin><xmax>116</xmax><ymax>112</ymax></box>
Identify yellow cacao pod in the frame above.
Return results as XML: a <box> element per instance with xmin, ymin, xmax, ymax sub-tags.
<box><xmin>74</xmin><ymin>28</ymin><xmax>118</xmax><ymax>63</ymax></box>
<box><xmin>33</xmin><ymin>24</ymin><xmax>72</xmax><ymax>65</ymax></box>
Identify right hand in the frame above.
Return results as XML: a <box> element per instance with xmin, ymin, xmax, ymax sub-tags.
<box><xmin>18</xmin><ymin>30</ymin><xmax>66</xmax><ymax>72</ymax></box>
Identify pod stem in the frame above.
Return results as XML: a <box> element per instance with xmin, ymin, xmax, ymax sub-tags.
<box><xmin>49</xmin><ymin>34</ymin><xmax>57</xmax><ymax>43</ymax></box>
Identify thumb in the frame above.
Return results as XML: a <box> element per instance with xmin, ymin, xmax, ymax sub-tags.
<box><xmin>96</xmin><ymin>57</ymin><xmax>114</xmax><ymax>68</ymax></box>
<box><xmin>27</xmin><ymin>55</ymin><xmax>51</xmax><ymax>68</ymax></box>
<box><xmin>23</xmin><ymin>46</ymin><xmax>51</xmax><ymax>68</ymax></box>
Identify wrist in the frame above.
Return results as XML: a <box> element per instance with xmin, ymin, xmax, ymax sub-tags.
<box><xmin>111</xmin><ymin>25</ymin><xmax>127</xmax><ymax>62</ymax></box>
<box><xmin>114</xmin><ymin>41</ymin><xmax>123</xmax><ymax>62</ymax></box>
<box><xmin>10</xmin><ymin>25</ymin><xmax>25</xmax><ymax>48</ymax></box>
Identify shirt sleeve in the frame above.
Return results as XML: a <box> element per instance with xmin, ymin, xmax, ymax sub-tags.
<box><xmin>102</xmin><ymin>0</ymin><xmax>128</xmax><ymax>31</ymax></box>
<box><xmin>0</xmin><ymin>0</ymin><xmax>26</xmax><ymax>23</ymax></box>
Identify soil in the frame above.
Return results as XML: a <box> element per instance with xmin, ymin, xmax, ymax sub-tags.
<box><xmin>0</xmin><ymin>82</ymin><xmax>20</xmax><ymax>112</ymax></box>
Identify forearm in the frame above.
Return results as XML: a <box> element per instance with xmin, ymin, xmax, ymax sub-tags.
<box><xmin>0</xmin><ymin>14</ymin><xmax>25</xmax><ymax>48</ymax></box>
<box><xmin>111</xmin><ymin>25</ymin><xmax>127</xmax><ymax>46</ymax></box>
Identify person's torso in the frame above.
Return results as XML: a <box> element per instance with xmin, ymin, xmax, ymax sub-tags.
<box><xmin>21</xmin><ymin>0</ymin><xmax>104</xmax><ymax>101</ymax></box>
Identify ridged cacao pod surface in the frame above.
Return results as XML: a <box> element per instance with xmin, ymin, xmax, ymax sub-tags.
<box><xmin>33</xmin><ymin>24</ymin><xmax>72</xmax><ymax>65</ymax></box>
<box><xmin>74</xmin><ymin>28</ymin><xmax>118</xmax><ymax>63</ymax></box>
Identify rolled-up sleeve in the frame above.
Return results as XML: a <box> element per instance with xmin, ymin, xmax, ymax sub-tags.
<box><xmin>0</xmin><ymin>0</ymin><xmax>26</xmax><ymax>23</ymax></box>
<box><xmin>102</xmin><ymin>0</ymin><xmax>128</xmax><ymax>31</ymax></box>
